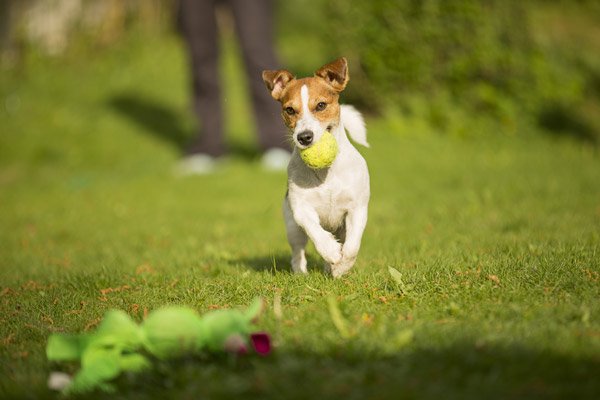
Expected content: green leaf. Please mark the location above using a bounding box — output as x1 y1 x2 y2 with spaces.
327 296 351 339
388 266 409 295
392 329 414 349
244 297 264 322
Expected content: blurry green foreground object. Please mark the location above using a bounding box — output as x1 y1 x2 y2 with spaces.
46 298 270 394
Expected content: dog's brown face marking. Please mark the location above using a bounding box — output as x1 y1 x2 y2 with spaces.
262 58 349 146
278 78 340 131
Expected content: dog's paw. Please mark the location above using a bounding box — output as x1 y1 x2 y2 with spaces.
341 248 358 264
321 242 342 264
319 240 342 265
330 260 354 278
329 253 357 278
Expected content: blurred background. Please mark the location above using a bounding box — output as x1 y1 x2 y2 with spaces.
2 3 600 397
1 0 599 154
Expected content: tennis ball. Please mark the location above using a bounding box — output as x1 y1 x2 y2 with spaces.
300 131 338 169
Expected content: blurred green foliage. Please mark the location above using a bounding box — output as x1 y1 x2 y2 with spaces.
277 0 598 139
2 0 599 140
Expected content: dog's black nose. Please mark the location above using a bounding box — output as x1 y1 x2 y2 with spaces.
297 130 313 146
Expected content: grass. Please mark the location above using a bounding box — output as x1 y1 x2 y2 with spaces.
1 31 600 400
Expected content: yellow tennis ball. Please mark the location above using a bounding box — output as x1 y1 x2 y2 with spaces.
300 131 338 169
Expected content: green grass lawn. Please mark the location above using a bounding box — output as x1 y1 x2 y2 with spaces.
1 33 599 399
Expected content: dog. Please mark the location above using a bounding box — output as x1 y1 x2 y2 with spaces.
262 58 370 277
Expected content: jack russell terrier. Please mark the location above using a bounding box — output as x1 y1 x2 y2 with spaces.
262 58 370 277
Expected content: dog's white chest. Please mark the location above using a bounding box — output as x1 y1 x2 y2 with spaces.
290 162 366 231
309 183 353 231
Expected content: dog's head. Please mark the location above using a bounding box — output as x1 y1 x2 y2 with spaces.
262 58 348 150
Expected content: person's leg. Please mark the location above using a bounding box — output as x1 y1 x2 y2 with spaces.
178 0 225 157
229 0 288 152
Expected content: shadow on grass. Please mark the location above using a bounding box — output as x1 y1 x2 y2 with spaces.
19 341 598 400
108 93 190 150
227 141 261 162
107 93 263 161
538 103 598 143
228 252 323 274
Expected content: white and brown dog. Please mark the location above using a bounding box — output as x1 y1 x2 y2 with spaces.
262 58 370 277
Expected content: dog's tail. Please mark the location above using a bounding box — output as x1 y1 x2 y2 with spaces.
340 105 369 147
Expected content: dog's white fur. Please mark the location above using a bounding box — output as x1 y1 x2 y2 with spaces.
262 58 370 277
284 89 369 277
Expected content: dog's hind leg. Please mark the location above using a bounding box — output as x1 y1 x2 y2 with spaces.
283 197 308 273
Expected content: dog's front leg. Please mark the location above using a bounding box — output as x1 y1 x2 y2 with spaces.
332 205 368 277
292 206 342 266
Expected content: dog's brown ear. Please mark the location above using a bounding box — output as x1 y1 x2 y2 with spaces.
262 69 294 101
315 57 349 92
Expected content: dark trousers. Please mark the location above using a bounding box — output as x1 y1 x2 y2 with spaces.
178 0 286 157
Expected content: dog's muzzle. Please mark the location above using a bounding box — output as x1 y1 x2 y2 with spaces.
296 130 313 146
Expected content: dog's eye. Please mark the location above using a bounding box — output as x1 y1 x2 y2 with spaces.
316 102 327 111
285 107 296 115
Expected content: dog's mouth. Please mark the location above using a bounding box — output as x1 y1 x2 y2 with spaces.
292 124 336 149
